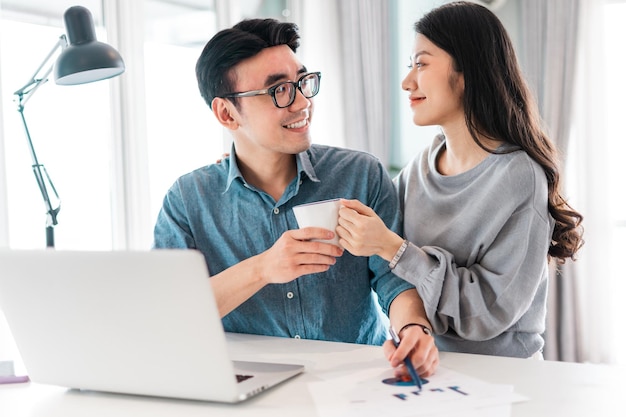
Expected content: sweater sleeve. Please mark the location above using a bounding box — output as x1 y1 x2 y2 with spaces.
393 208 551 341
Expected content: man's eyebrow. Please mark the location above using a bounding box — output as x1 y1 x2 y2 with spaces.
263 66 308 86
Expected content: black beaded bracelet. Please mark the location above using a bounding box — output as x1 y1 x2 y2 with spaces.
399 322 432 336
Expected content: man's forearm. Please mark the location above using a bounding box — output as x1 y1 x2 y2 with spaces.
210 254 267 317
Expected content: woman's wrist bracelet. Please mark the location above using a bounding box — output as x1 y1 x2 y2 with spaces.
399 322 433 336
389 240 408 269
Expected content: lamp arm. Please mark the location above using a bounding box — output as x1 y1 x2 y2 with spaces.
13 35 67 247
17 109 60 227
13 35 68 103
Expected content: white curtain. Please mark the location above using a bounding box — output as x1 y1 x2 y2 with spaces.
566 0 615 364
519 0 582 362
337 0 391 165
294 0 390 163
292 0 346 149
519 0 615 363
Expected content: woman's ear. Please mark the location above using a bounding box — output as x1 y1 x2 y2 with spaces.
211 97 239 130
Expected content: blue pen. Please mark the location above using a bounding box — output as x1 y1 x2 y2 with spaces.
389 326 422 391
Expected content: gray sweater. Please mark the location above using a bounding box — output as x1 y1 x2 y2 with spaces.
394 135 554 358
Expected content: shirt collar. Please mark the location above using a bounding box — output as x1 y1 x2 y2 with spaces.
296 149 320 184
224 144 320 194
224 143 244 193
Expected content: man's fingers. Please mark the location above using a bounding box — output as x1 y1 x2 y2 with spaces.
287 228 344 257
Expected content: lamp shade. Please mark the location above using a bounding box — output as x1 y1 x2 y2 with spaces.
54 6 125 85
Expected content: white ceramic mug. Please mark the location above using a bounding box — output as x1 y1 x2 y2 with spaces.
292 198 341 246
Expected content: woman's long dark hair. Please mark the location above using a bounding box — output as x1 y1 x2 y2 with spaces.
415 1 583 262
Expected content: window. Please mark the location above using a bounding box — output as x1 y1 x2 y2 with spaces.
0 0 292 250
143 0 222 230
0 5 115 250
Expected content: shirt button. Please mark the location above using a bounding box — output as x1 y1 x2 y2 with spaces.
273 208 280 214
294 335 301 339
286 291 294 299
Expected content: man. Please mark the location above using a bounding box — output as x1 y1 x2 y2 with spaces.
153 18 437 376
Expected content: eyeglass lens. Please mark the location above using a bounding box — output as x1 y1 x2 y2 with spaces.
274 73 320 108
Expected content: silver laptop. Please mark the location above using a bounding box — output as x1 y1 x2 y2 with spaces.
0 249 304 402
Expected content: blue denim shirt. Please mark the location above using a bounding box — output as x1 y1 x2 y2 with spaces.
153 144 414 345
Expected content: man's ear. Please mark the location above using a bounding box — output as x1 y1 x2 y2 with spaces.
211 97 239 130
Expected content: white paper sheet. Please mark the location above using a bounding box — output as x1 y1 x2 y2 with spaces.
308 366 527 417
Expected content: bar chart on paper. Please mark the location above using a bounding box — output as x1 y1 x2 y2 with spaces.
308 366 528 417
382 375 470 400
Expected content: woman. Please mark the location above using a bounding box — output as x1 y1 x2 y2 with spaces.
337 1 583 358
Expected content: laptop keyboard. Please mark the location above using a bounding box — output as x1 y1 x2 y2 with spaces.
236 374 254 383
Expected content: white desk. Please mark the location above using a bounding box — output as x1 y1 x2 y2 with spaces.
0 333 623 416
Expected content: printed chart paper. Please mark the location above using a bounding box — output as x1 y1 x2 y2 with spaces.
308 366 527 417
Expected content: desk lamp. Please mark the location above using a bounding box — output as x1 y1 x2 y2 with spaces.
12 5 125 248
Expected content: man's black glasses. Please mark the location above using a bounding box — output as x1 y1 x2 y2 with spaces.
221 72 321 108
